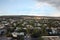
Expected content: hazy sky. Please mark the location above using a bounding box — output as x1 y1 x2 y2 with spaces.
0 0 60 16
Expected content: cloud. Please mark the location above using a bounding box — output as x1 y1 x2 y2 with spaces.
0 11 4 14
50 13 60 17
0 0 59 16
29 2 50 13
37 0 60 9
31 2 52 9
49 11 60 17
17 2 58 16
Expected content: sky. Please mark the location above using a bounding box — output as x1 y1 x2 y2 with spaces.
0 0 60 17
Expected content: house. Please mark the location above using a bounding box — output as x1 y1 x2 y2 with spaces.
12 32 24 37
0 37 12 40
0 29 7 36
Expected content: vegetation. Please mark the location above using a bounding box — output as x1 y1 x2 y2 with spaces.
1 18 60 40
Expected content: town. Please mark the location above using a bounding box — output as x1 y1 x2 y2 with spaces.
0 16 60 40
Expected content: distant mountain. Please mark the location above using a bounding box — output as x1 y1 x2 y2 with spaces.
0 15 60 19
